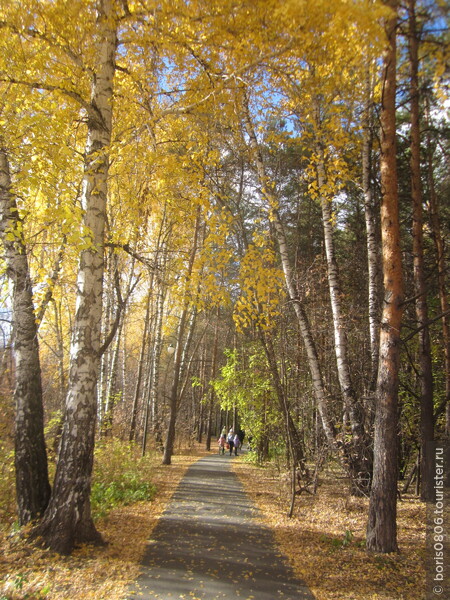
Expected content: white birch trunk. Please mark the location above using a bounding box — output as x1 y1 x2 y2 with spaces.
142 273 166 455
130 291 151 442
315 151 368 460
241 103 336 446
362 74 381 391
32 0 117 554
162 208 201 465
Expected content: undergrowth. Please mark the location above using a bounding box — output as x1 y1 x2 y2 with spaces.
90 439 157 519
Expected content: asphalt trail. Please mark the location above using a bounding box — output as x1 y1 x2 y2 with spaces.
125 453 315 600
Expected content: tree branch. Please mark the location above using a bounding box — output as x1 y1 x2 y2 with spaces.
402 309 450 343
104 242 157 270
99 271 141 357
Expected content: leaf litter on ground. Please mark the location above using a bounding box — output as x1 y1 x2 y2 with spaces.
232 458 426 600
0 449 206 600
1 448 426 600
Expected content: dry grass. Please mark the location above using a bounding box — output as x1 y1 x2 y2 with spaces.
233 458 426 600
0 447 207 600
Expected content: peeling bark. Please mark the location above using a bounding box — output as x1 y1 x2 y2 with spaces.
367 0 402 553
31 0 117 554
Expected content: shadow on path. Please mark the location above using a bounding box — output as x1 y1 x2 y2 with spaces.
125 454 315 599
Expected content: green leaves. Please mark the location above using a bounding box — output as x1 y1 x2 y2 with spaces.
91 475 156 520
90 439 157 519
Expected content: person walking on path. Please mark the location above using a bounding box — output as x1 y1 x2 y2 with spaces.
227 428 235 456
218 434 226 454
233 432 241 455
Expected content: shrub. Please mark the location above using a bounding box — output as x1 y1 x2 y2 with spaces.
90 439 157 519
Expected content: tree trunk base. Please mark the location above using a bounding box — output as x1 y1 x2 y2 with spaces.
30 510 105 555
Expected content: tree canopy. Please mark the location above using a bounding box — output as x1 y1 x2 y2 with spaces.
0 0 448 556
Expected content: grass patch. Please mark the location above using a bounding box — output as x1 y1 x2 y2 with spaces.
90 439 157 519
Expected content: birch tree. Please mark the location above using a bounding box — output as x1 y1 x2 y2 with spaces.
32 0 118 554
162 207 202 465
0 144 51 524
362 72 381 392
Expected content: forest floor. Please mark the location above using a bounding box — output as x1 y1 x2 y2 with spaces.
0 447 206 600
0 446 426 600
233 457 426 600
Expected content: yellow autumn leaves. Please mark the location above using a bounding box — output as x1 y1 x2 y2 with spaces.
234 232 285 332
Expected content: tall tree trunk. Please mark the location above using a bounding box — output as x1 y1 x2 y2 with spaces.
32 0 117 554
130 291 151 442
103 258 136 436
240 100 336 448
162 306 190 465
102 312 124 436
408 0 434 502
241 98 371 490
362 72 381 393
162 208 201 465
97 256 113 428
424 98 450 435
197 345 207 444
206 308 220 451
142 205 170 452
0 145 51 524
142 273 166 455
315 145 371 495
367 0 403 553
259 329 306 471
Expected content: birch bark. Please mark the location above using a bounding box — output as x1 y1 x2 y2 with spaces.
241 96 375 494
0 145 51 524
130 291 151 443
32 0 117 554
162 207 201 465
362 74 381 392
315 144 371 494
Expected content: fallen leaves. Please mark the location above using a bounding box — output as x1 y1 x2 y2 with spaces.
0 449 206 600
0 449 426 600
232 459 426 600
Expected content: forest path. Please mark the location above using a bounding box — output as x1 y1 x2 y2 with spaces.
125 453 315 600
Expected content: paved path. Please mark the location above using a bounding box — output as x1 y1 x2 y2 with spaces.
125 454 315 600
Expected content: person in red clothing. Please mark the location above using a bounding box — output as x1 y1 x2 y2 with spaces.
218 434 226 454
